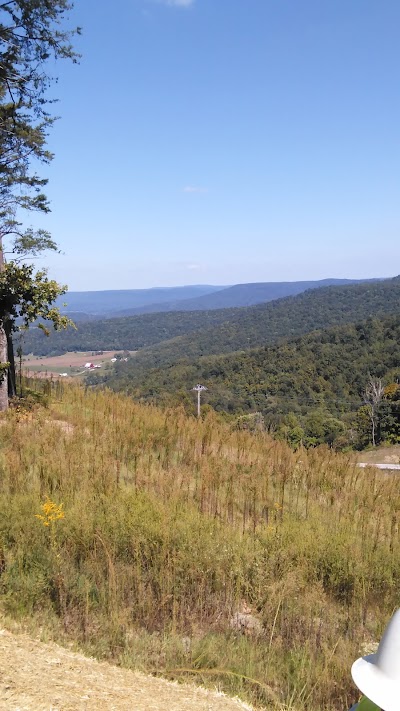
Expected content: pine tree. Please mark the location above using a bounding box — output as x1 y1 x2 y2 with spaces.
0 1 80 408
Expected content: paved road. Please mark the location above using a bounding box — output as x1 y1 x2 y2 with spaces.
357 463 400 470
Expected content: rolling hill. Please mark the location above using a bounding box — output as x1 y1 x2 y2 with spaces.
55 284 224 316
55 278 377 319
22 277 400 357
114 277 376 315
57 279 374 321
20 308 240 356
107 314 400 418
99 276 400 378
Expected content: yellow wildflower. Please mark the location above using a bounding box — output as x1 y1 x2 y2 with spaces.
35 497 65 527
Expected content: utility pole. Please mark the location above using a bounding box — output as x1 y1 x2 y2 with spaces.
192 384 207 418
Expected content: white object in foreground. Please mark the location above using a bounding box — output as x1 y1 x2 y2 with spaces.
357 463 400 470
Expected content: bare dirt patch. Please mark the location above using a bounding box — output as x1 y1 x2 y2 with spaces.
356 445 400 465
0 626 253 711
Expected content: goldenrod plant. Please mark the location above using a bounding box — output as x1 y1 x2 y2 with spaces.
35 498 65 529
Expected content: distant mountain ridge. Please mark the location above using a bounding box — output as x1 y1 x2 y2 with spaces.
56 285 225 316
115 278 378 316
57 278 379 318
23 276 399 357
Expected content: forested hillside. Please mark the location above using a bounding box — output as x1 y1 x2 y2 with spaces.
21 308 240 356
88 276 400 380
132 277 400 364
21 276 400 357
103 314 400 449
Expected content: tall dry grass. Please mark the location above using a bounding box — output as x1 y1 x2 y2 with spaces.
0 380 399 709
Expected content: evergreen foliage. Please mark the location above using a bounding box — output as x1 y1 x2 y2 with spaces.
0 0 80 405
0 0 79 241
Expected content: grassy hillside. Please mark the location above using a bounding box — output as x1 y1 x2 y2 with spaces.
21 276 400 357
0 382 399 710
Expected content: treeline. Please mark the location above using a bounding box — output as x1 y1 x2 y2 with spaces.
20 308 239 356
99 314 400 449
111 277 400 370
21 276 400 357
127 276 400 370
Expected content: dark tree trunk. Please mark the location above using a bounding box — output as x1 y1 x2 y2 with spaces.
0 324 8 411
0 239 8 411
6 322 16 399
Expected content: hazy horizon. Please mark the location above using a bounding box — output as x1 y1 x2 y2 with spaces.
61 274 393 295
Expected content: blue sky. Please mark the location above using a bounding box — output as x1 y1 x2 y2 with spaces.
31 0 400 290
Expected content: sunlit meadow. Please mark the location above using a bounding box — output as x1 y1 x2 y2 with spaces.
0 380 399 709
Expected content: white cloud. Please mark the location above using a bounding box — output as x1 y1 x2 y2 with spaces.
183 185 208 194
158 0 194 7
173 260 204 272
186 263 202 270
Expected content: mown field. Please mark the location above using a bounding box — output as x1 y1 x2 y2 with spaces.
0 381 399 710
22 351 132 378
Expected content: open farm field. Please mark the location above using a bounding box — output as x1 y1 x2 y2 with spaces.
22 351 132 378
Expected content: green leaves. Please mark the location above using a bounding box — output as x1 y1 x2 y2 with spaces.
12 230 59 257
0 1 80 402
0 261 73 332
0 0 79 245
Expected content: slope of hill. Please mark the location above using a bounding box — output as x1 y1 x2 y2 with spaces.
101 276 400 380
0 625 251 711
21 308 240 356
116 277 376 315
22 276 400 357
107 315 400 435
56 278 377 319
1 383 398 710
